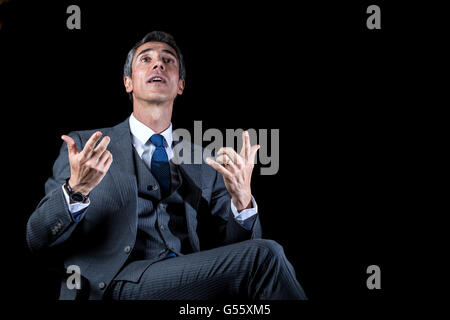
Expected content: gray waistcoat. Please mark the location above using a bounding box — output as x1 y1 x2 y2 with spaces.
129 148 193 262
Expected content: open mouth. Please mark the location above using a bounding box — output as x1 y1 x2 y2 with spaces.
147 75 167 84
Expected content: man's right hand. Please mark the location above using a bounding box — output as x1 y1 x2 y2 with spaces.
61 131 113 196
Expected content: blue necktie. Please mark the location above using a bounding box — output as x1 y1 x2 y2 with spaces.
150 134 171 196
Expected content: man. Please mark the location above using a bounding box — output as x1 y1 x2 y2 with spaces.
26 31 307 300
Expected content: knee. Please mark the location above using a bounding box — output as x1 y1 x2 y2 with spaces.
248 239 285 260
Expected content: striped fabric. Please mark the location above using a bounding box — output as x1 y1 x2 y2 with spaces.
129 147 191 262
111 239 307 300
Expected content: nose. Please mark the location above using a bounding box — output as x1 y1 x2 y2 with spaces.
152 57 165 71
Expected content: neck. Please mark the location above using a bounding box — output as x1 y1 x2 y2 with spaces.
132 99 173 133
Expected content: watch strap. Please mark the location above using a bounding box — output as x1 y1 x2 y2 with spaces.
64 179 89 203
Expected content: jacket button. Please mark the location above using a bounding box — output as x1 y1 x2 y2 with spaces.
159 203 166 210
98 282 106 290
124 246 131 253
160 225 165 231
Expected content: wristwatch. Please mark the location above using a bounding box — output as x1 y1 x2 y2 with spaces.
64 179 89 203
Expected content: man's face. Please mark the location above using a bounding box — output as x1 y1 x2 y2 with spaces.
124 41 185 104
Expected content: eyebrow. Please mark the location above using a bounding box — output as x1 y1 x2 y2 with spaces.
135 48 178 61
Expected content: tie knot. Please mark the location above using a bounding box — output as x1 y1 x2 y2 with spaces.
150 134 166 148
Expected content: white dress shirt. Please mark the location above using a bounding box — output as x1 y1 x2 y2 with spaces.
63 113 258 229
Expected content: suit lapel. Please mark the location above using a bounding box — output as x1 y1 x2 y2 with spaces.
107 118 138 232
106 121 205 251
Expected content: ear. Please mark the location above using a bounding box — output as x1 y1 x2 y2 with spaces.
124 76 133 93
177 79 185 95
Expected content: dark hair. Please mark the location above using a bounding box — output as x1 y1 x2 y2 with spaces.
123 31 186 101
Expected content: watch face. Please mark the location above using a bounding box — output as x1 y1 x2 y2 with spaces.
71 192 85 202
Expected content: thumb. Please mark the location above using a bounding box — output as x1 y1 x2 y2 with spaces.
250 144 260 163
61 135 78 156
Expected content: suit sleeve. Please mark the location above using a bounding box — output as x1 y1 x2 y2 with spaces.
209 169 262 245
26 132 87 255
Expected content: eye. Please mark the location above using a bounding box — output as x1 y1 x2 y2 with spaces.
141 57 150 62
163 57 174 64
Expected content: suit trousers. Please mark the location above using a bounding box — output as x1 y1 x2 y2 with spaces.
107 239 307 300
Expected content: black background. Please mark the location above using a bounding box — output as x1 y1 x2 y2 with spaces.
1 0 434 315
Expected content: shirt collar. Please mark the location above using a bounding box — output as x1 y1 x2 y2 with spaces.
129 113 173 148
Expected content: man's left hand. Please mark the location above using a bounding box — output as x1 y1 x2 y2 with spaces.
206 131 260 212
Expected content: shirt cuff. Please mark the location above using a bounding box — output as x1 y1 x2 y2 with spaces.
230 196 258 230
62 184 90 222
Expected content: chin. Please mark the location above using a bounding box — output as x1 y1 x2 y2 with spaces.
145 95 171 104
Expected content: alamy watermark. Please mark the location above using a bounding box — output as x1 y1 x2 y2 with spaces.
171 121 279 175
366 5 381 30
366 264 381 290
66 265 81 290
66 5 81 30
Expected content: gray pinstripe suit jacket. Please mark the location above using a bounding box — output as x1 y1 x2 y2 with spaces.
26 118 262 300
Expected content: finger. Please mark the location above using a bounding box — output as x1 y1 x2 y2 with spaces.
223 156 239 173
92 136 111 159
249 144 260 164
82 131 103 156
215 153 231 165
217 147 242 166
98 152 113 174
217 147 238 158
205 157 233 179
240 130 250 160
103 152 113 171
97 149 111 166
215 154 237 172
61 135 78 156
